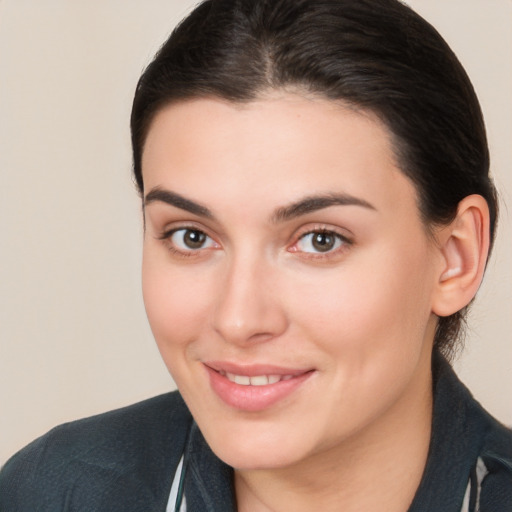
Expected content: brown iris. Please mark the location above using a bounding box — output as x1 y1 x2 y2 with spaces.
311 232 337 252
183 229 207 249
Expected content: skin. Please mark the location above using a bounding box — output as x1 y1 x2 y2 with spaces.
140 92 466 511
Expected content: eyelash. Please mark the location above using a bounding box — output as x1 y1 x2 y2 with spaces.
157 225 353 261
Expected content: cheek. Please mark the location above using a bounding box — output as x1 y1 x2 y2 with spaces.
141 251 212 357
289 243 435 356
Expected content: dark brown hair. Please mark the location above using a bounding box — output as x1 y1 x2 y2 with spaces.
131 0 498 359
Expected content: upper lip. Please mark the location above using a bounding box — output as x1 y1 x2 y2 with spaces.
204 361 313 377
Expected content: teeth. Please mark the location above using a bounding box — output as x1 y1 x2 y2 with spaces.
231 374 250 385
250 375 269 386
224 373 290 386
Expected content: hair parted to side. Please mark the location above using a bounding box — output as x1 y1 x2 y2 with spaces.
131 0 498 360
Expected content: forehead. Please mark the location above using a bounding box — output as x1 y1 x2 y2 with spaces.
141 93 419 218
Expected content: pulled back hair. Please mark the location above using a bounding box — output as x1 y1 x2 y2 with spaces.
131 0 498 360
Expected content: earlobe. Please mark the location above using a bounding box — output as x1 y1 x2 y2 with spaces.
432 195 490 317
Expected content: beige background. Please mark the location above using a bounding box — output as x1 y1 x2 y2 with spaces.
1 0 511 465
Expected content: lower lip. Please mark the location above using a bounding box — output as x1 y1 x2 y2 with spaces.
205 366 314 412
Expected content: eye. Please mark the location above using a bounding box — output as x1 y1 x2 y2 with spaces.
167 228 217 251
295 230 347 254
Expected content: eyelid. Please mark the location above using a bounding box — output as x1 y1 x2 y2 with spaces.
292 223 354 243
156 221 216 241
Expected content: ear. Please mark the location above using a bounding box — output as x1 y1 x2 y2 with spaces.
432 194 491 317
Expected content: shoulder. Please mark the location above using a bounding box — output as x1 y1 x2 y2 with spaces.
427 353 512 509
474 404 512 508
460 371 512 471
0 391 192 511
2 391 191 470
457 372 512 508
434 353 512 465
479 410 512 468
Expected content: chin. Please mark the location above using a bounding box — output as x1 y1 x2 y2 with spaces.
214 441 307 471
198 415 316 471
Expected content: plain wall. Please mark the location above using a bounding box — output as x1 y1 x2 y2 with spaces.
1 0 511 465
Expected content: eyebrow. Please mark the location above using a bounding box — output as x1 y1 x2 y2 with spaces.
144 187 375 223
272 193 376 223
144 188 214 219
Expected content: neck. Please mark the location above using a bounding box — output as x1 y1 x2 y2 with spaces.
235 354 433 512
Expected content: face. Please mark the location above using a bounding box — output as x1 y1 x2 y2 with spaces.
141 93 441 471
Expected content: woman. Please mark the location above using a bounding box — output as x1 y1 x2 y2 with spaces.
1 0 511 511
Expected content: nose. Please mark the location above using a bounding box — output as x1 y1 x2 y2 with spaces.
212 254 288 346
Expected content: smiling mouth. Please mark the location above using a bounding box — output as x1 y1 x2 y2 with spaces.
204 363 315 411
